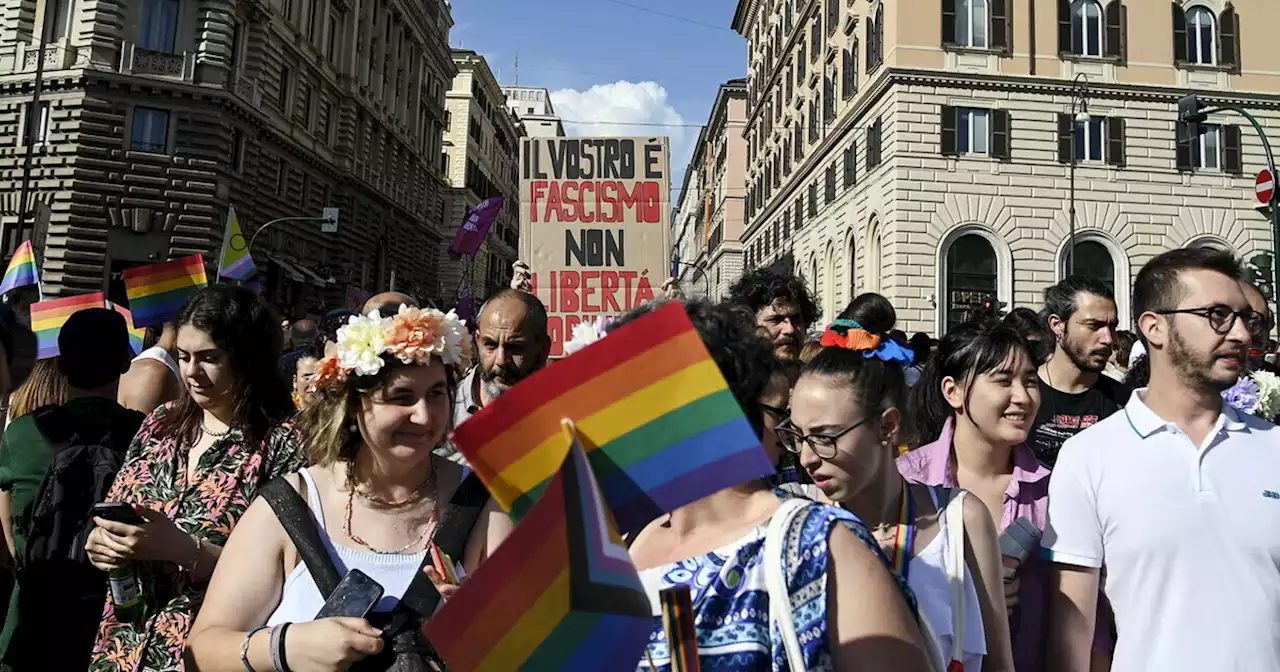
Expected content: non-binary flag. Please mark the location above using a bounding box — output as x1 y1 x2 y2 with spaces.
31 292 105 359
424 429 651 672
217 207 257 280
106 300 146 356
0 240 39 295
123 254 208 328
451 301 774 533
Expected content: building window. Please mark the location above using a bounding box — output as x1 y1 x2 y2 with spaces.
325 13 339 62
1194 123 1221 170
276 158 288 195
843 142 856 188
808 183 818 216
296 84 312 127
129 107 169 152
43 0 72 42
1178 123 1241 174
811 14 822 63
867 117 883 168
20 101 50 145
959 108 989 155
808 100 818 143
278 66 292 112
956 0 989 48
826 0 839 36
1186 6 1215 66
139 0 180 52
1074 116 1104 161
795 197 804 230
319 101 332 141
824 164 837 203
1063 239 1116 296
945 233 998 331
841 47 858 100
1070 0 1103 57
823 75 835 122
231 127 245 171
866 218 882 292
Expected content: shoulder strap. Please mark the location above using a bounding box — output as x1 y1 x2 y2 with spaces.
392 472 491 622
258 476 343 597
944 489 968 668
763 497 811 671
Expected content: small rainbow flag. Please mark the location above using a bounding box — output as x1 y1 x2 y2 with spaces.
122 254 208 328
217 206 257 280
31 292 106 359
106 300 145 356
0 240 39 295
424 431 651 672
451 301 773 533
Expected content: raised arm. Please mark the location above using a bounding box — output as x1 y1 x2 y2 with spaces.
827 525 934 672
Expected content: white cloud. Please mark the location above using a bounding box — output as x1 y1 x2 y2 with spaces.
549 81 694 194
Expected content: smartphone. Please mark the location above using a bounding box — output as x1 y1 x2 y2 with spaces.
92 502 147 526
315 569 384 620
430 546 459 586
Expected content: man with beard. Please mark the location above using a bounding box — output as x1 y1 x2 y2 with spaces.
1029 276 1126 468
440 288 550 464
1045 247 1280 672
1238 280 1280 377
726 268 818 378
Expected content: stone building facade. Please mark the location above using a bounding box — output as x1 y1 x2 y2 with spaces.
502 86 565 138
733 0 1280 335
672 78 750 300
0 0 455 313
442 49 522 305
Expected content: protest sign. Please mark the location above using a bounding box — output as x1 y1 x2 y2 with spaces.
519 137 670 356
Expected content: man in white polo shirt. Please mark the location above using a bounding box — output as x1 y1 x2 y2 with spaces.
1044 247 1280 672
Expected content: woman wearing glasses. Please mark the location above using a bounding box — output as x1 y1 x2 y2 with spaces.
786 316 1016 672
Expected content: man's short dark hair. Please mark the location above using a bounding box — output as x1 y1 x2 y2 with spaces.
479 289 548 337
1043 275 1116 322
726 268 819 326
58 308 131 390
1133 247 1242 320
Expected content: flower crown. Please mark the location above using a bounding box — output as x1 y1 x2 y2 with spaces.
563 316 618 356
820 319 915 365
310 305 468 392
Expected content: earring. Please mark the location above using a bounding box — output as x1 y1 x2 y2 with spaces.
347 422 359 435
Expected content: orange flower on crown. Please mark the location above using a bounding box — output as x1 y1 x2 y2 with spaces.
310 342 349 392
386 306 448 365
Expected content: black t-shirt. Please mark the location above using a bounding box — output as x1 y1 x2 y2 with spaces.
1030 374 1129 468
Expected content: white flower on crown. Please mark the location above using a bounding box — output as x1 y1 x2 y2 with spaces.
312 306 468 390
335 312 390 376
1253 369 1280 419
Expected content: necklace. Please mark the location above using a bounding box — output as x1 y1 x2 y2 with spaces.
202 424 232 438
343 459 439 555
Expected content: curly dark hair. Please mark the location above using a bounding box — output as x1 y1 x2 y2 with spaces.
612 298 777 438
726 268 819 328
162 285 293 447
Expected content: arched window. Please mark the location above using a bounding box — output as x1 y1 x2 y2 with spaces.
1065 240 1116 296
1188 236 1234 253
957 0 989 48
811 255 821 320
1187 6 1215 65
848 236 857 299
945 234 998 331
1070 0 1103 57
866 218 882 292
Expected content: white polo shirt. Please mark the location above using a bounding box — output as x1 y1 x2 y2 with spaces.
1044 388 1280 672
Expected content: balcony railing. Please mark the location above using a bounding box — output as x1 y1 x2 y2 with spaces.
119 42 194 82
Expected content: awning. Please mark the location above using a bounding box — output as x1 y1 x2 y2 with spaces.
293 262 330 287
265 255 305 283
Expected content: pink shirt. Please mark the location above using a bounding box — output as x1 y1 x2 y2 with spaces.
897 417 1052 672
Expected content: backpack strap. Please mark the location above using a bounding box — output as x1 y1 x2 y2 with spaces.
392 472 490 622
258 476 342 597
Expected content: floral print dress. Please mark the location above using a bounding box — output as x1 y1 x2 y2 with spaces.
89 403 304 672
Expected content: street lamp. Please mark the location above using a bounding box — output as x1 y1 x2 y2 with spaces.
1068 73 1090 277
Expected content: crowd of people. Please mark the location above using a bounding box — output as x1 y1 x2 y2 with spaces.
0 244 1266 671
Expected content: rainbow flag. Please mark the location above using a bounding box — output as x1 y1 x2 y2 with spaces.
424 432 651 671
451 301 773 533
122 254 208 328
0 240 39 295
106 300 146 356
217 206 257 280
31 292 106 359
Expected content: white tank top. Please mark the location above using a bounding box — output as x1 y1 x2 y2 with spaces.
266 468 429 624
133 346 180 382
909 487 987 670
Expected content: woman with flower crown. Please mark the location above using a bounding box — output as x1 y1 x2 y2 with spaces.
186 305 513 672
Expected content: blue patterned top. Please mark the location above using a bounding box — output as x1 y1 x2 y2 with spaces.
637 496 917 671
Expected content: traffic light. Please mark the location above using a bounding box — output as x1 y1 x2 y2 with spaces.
1248 252 1275 301
1178 94 1208 143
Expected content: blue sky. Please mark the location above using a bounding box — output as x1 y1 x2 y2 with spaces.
451 0 747 187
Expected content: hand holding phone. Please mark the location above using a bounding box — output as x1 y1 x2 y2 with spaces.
92 502 147 527
315 569 385 620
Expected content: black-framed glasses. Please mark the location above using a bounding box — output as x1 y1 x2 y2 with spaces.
1155 305 1266 335
775 417 871 459
761 403 790 425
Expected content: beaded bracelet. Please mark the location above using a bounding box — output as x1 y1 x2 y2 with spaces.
240 625 269 672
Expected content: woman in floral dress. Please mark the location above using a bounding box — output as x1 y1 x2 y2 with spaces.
85 286 303 672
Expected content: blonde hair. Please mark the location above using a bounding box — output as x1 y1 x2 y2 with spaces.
799 339 824 364
9 358 71 419
296 358 457 467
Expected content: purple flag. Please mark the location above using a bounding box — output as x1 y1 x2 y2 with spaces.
450 197 504 259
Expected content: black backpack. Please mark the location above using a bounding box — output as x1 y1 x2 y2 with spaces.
20 404 142 568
